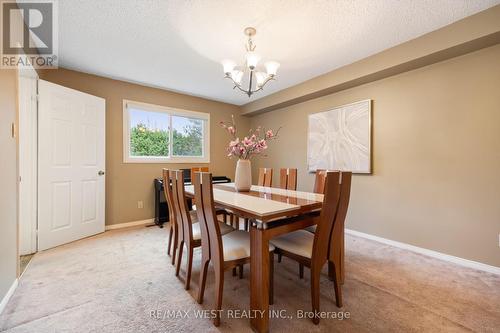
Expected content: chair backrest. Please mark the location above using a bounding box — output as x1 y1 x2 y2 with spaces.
313 169 327 194
279 168 297 190
170 170 194 243
311 171 352 265
328 171 352 262
193 172 223 262
162 169 176 225
191 167 209 183
258 167 273 187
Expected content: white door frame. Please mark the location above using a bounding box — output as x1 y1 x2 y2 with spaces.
17 64 39 255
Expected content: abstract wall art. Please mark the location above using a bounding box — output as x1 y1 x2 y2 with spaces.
307 99 372 174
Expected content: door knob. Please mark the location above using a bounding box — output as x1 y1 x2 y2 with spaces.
98 171 105 176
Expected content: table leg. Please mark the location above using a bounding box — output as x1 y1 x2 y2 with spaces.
250 221 270 333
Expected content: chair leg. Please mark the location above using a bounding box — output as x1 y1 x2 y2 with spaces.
167 224 173 256
175 241 184 277
310 265 321 325
244 218 249 231
330 260 343 308
214 266 224 327
197 255 210 304
185 245 194 290
340 231 345 285
277 253 282 263
299 263 304 279
269 252 274 305
232 267 237 276
171 227 178 266
223 212 227 224
238 264 244 279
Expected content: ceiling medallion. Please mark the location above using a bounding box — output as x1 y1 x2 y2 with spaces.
221 27 280 97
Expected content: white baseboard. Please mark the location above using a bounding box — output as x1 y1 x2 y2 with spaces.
105 219 154 231
0 279 18 315
345 228 500 275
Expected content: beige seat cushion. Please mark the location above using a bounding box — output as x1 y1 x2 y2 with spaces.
222 231 275 261
270 230 314 259
191 220 234 241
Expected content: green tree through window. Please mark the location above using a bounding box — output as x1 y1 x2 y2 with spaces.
173 118 203 156
130 123 169 156
130 118 204 157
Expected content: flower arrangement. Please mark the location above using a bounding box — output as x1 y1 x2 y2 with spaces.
220 115 280 160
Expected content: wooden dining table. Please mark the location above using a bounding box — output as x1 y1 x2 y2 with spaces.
184 182 324 333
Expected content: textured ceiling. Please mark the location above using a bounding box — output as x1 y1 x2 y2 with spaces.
58 0 500 105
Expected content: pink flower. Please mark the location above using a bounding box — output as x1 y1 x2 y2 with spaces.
221 115 278 159
229 138 239 147
242 136 253 146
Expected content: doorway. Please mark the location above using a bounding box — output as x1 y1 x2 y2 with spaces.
17 74 107 276
17 65 38 275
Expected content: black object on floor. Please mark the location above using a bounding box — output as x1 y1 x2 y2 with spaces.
154 169 231 228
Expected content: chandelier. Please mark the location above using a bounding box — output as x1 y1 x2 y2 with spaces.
221 27 280 97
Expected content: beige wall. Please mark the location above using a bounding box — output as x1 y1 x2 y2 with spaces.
0 69 19 300
249 44 500 267
39 69 247 226
242 5 500 115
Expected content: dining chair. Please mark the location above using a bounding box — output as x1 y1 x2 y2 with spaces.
279 168 297 190
170 170 234 290
193 171 275 327
163 169 180 266
270 171 352 325
313 169 327 194
258 167 273 187
305 169 350 285
276 168 323 263
190 167 209 183
192 167 233 226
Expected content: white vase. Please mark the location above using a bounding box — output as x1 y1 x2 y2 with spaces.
234 159 252 192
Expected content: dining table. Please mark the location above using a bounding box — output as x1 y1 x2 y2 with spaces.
184 182 324 333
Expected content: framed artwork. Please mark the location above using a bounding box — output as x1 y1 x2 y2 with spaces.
307 99 372 174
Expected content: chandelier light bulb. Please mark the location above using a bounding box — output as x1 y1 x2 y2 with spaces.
245 51 260 70
255 72 267 87
231 70 244 84
265 61 280 76
221 59 236 75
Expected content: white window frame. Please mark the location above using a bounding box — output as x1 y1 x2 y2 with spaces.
123 100 210 163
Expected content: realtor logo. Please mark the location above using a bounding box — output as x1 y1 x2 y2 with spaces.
1 0 58 68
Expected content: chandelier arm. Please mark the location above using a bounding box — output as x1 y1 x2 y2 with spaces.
259 76 275 90
234 84 249 94
250 76 274 94
224 75 244 91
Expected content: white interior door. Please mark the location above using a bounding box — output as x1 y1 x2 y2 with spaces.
18 67 38 255
38 80 105 251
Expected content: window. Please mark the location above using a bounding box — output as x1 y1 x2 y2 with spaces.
123 100 210 163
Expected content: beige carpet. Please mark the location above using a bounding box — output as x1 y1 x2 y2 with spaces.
1 225 499 333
